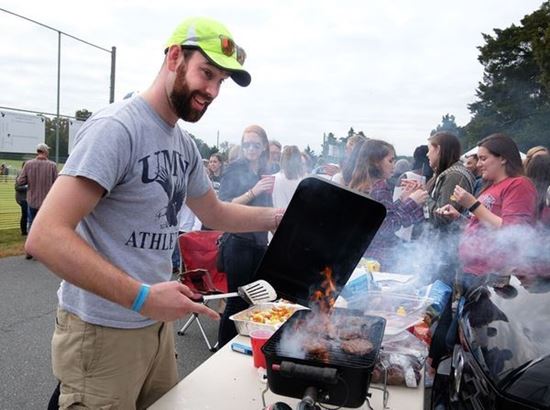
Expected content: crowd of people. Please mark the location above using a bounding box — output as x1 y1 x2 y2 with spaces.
174 127 550 357
13 15 549 409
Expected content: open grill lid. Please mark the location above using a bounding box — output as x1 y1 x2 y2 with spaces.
253 176 386 307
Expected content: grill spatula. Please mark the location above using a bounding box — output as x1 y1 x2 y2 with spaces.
192 280 277 305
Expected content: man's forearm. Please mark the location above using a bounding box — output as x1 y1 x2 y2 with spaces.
26 223 141 310
205 201 278 233
188 190 280 233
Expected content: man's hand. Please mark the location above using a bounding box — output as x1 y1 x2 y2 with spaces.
140 281 220 322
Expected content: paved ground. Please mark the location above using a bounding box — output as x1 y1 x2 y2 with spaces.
0 255 220 409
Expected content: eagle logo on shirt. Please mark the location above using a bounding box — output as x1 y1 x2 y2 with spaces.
138 149 190 229
154 166 186 227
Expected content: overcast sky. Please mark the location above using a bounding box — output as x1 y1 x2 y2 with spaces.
0 0 544 155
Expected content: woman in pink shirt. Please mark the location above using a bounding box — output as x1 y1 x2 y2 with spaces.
429 134 537 370
437 134 537 285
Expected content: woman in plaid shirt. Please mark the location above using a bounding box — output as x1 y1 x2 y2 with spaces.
350 139 428 271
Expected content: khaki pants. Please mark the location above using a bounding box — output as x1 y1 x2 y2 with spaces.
52 308 178 409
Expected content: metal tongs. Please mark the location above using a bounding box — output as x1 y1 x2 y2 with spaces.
195 280 277 305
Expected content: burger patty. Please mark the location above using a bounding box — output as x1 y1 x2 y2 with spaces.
341 338 374 356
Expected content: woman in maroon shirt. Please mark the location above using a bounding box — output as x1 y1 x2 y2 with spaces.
437 134 537 284
429 134 537 370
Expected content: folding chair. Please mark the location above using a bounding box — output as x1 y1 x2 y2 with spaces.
177 231 227 352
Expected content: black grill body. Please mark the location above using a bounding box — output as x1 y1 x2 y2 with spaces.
262 308 386 408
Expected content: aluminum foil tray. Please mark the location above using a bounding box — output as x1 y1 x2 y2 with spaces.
229 302 308 336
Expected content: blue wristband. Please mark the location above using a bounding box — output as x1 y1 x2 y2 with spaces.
131 284 151 312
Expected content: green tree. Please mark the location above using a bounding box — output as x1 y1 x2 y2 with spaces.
304 145 318 163
189 134 218 158
431 113 463 137
45 117 69 159
464 2 550 150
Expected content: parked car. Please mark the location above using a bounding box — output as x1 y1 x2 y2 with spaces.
432 273 550 410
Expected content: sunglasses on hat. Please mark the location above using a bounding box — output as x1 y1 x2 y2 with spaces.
219 35 247 65
177 35 246 66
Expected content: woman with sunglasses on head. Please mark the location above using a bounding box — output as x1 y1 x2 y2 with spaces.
217 124 275 347
349 139 428 271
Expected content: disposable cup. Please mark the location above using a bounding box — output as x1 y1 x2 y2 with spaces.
250 329 274 368
261 175 276 194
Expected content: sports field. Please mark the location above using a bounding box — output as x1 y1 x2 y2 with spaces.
0 175 21 230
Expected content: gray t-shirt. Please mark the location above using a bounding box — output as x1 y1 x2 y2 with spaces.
58 96 211 328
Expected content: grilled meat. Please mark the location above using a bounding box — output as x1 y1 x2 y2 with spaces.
341 338 374 356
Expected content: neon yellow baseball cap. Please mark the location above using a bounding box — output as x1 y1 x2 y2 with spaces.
165 17 251 87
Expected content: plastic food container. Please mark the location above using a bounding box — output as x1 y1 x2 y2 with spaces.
229 302 308 336
346 291 433 335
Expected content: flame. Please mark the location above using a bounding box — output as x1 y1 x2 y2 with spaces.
310 266 337 314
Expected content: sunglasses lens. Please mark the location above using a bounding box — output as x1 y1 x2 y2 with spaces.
236 46 246 65
220 36 234 57
243 142 261 150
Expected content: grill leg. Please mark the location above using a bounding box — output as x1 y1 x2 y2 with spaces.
177 313 197 335
177 312 218 352
195 316 218 352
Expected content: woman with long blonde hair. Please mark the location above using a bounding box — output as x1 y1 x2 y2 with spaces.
349 139 428 270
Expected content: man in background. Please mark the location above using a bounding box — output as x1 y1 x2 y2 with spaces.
17 143 58 257
464 153 483 195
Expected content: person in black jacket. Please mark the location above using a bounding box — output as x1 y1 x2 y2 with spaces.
217 124 274 346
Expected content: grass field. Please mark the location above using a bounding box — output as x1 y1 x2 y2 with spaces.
0 228 25 257
1 159 25 172
0 177 21 231
0 157 63 233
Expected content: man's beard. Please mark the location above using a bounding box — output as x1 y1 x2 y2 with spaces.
169 63 211 123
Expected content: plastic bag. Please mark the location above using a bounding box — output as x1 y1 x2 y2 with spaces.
340 269 379 299
371 331 429 388
347 291 433 335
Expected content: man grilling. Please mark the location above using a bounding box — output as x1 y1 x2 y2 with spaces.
27 17 282 409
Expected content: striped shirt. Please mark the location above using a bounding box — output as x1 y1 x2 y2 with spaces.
364 179 424 270
16 157 58 209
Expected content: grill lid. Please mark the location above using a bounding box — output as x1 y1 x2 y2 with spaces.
253 176 386 307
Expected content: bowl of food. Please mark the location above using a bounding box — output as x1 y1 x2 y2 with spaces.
230 302 308 336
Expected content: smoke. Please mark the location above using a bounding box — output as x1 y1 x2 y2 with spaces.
277 222 550 361
382 223 550 286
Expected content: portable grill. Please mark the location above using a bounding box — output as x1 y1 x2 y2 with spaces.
250 177 388 408
263 309 386 408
